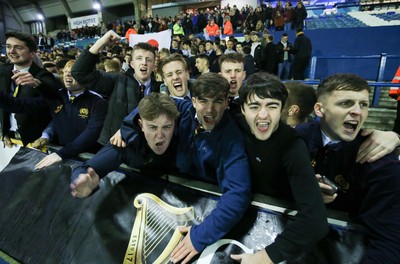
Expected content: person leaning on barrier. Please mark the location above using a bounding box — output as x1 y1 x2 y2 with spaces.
230 73 328 264
33 60 107 170
0 31 59 148
118 73 252 264
296 74 400 262
71 30 161 146
70 93 179 198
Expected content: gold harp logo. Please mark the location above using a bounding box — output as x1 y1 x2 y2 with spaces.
124 193 194 264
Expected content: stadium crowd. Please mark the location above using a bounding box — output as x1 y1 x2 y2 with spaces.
1 1 400 263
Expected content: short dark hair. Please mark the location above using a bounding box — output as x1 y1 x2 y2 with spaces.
138 93 179 121
285 82 316 121
317 73 371 100
219 53 244 67
196 54 210 67
5 31 38 52
132 42 156 58
242 45 251 55
239 72 288 109
192 72 230 99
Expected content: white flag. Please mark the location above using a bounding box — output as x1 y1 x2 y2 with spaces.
128 29 172 51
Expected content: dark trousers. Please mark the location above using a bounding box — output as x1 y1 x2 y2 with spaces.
293 56 310 80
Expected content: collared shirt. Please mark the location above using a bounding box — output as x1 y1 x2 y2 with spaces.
135 78 152 96
321 130 340 146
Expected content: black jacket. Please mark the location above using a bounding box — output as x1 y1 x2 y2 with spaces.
0 62 59 145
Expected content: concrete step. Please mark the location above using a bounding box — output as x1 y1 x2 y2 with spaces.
364 107 396 131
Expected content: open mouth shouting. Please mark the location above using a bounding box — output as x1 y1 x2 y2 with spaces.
173 82 183 91
343 120 359 133
256 120 270 132
64 78 74 86
140 66 148 75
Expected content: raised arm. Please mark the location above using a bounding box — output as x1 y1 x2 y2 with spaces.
71 30 121 96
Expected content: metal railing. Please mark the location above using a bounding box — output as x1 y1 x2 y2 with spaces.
308 53 400 106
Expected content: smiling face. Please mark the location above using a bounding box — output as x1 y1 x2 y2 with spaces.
220 61 246 97
192 96 228 131
63 65 84 94
139 114 175 155
162 61 190 97
130 48 155 83
6 37 35 68
315 90 369 142
241 93 282 141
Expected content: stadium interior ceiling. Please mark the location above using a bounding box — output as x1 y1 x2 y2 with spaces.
1 0 221 23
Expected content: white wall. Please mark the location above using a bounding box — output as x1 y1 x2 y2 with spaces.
220 0 258 10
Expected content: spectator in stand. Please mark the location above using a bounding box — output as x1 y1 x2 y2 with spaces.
204 17 220 37
281 82 316 127
33 60 107 170
242 30 252 47
170 38 182 55
262 35 276 74
231 72 328 264
197 10 208 35
292 28 312 80
292 1 308 30
250 31 264 72
223 16 234 35
70 92 180 198
224 39 237 54
195 54 210 76
296 74 400 262
242 45 255 77
284 2 293 31
125 25 137 44
264 2 274 29
198 42 206 54
274 11 285 31
235 42 244 54
276 32 292 80
71 30 161 146
158 54 192 99
0 32 59 148
245 9 257 31
255 20 264 33
192 10 200 34
104 59 121 73
184 13 193 35
120 73 252 264
159 48 170 61
219 53 247 115
173 18 185 36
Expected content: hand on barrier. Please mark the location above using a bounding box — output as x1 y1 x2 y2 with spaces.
231 249 272 264
70 167 100 198
170 226 198 264
34 153 62 170
32 137 49 149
